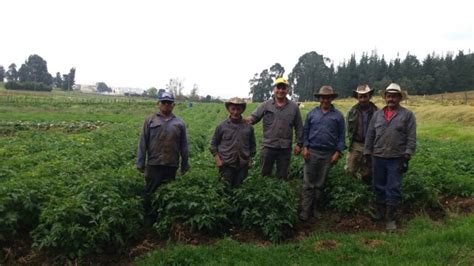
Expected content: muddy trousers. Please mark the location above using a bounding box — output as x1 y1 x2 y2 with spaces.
300 149 333 217
346 141 372 184
143 165 178 221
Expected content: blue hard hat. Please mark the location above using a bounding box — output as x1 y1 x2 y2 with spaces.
158 92 175 102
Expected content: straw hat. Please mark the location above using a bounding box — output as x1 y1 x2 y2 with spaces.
380 83 408 101
313 85 338 98
352 84 374 98
224 97 247 111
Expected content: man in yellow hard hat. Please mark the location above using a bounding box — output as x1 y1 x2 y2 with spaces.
245 77 303 180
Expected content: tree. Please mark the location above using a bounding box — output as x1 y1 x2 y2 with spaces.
166 78 185 100
67 68 76 90
289 52 332 101
6 63 18 82
249 63 285 102
17 54 53 85
189 84 199 101
147 87 157 98
0 65 4 82
54 72 62 88
96 82 111 93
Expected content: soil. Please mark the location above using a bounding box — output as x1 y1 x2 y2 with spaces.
2 196 473 265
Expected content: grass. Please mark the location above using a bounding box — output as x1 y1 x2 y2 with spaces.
136 215 474 265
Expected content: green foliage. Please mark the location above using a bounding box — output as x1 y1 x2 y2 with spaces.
249 63 285 102
152 174 231 237
5 81 52 91
0 178 60 241
232 176 298 242
31 179 143 258
17 54 53 85
322 165 373 213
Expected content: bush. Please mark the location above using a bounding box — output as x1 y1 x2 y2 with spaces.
323 166 373 212
0 178 60 242
5 81 52 92
152 173 231 237
233 176 298 242
31 179 143 258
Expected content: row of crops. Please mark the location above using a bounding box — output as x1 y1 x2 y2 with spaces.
1 99 473 261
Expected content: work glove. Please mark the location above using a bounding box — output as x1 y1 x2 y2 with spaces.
398 154 410 173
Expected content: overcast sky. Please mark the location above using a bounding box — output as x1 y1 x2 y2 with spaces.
2 0 472 98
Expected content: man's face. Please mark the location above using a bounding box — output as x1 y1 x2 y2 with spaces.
385 92 401 108
319 95 333 109
228 104 244 120
159 100 175 114
273 84 288 99
357 93 370 106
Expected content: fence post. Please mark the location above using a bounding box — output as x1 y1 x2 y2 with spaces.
464 91 468 105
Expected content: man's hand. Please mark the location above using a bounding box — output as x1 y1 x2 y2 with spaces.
181 165 190 175
243 117 253 125
330 151 341 165
248 159 253 168
293 145 302 156
303 147 310 161
137 166 145 173
215 154 223 167
404 154 411 161
363 154 371 164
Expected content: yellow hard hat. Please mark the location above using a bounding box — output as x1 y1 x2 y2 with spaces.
274 77 289 86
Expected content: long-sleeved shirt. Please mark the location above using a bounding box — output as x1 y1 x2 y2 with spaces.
346 102 378 148
136 112 189 170
210 117 256 167
250 97 303 149
303 105 346 152
364 106 416 158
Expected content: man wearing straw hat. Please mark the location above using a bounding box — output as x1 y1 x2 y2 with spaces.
346 84 378 184
210 97 256 188
299 85 346 221
364 83 416 230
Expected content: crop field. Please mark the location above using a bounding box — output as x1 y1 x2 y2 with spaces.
0 87 473 264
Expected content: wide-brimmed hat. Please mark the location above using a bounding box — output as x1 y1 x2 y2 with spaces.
380 83 408 101
225 97 247 111
314 85 338 98
352 84 374 98
273 77 289 87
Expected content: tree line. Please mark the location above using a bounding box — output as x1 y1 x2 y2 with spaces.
0 54 75 91
249 50 474 102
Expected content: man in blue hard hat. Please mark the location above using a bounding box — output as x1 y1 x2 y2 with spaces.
136 92 190 223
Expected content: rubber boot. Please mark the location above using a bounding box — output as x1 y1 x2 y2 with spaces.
371 203 385 221
386 205 397 231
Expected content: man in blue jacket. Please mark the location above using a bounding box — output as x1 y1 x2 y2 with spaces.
364 83 416 230
300 85 345 221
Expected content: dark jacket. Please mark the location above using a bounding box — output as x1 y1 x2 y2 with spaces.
136 112 189 170
303 105 346 152
364 106 416 158
250 97 303 149
210 117 256 167
347 102 378 148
